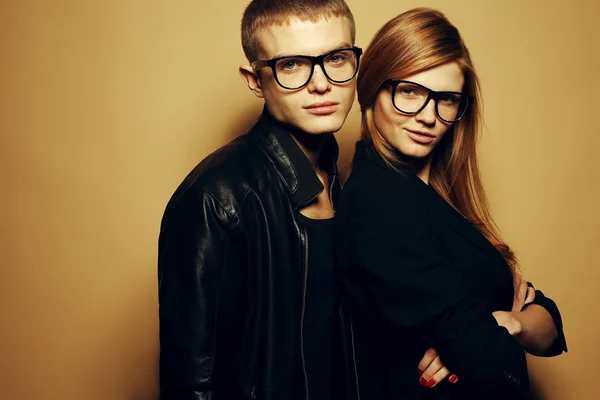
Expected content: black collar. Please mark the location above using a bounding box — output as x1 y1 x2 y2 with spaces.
250 107 339 210
354 140 423 175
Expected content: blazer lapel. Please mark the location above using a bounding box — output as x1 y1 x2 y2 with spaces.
424 184 509 268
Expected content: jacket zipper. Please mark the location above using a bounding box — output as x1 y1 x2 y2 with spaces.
329 174 336 209
349 317 361 399
300 227 310 400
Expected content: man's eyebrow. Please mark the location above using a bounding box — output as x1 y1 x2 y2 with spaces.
270 42 353 59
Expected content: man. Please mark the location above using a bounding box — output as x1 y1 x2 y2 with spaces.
158 1 361 398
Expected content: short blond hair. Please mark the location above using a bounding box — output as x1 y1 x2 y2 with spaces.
241 0 355 62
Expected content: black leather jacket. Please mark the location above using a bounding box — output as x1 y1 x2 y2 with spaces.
158 109 359 400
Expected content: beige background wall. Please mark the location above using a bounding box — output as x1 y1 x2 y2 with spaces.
1 0 598 399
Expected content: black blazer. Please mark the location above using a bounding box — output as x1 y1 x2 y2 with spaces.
335 142 565 400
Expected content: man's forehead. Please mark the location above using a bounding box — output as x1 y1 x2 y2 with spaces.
255 15 353 60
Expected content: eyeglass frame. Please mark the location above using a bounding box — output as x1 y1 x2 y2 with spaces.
384 79 475 123
251 46 363 90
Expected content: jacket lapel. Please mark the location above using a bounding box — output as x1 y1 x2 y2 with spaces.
424 185 508 268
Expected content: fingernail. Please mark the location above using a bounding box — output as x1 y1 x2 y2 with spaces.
426 378 436 388
417 368 423 375
419 377 427 386
449 375 458 384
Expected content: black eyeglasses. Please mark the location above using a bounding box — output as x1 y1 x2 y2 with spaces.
384 79 474 123
252 46 363 90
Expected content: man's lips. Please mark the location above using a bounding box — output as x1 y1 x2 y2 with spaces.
304 101 339 115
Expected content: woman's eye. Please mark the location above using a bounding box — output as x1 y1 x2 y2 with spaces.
440 94 459 104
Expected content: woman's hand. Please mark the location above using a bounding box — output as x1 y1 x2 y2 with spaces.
512 276 536 312
494 276 558 354
491 310 523 336
417 347 459 388
492 276 536 336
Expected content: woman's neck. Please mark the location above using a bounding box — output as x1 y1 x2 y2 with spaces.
416 158 433 184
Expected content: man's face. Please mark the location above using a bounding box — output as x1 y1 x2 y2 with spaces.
252 16 356 135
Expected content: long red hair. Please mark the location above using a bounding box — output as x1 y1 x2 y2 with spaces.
356 8 517 270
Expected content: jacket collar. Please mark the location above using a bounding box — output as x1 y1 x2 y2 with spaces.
250 107 339 210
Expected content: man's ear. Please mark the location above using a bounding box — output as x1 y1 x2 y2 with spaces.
239 65 264 98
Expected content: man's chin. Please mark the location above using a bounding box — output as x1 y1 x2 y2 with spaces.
299 118 344 135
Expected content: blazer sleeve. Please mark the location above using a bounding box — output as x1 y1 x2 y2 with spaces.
337 180 528 389
522 283 568 356
158 188 236 399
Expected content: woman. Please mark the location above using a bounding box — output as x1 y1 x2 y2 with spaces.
335 8 567 399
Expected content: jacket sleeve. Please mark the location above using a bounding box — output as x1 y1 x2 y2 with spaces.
337 182 528 389
521 283 568 356
158 188 236 399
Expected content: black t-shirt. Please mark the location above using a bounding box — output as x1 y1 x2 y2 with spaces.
296 212 335 400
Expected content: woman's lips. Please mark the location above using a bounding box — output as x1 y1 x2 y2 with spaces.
304 102 339 115
406 129 435 144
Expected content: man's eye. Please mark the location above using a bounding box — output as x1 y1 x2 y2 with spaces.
328 54 346 63
281 61 297 70
277 57 310 72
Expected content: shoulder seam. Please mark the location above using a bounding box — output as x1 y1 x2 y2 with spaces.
194 188 240 227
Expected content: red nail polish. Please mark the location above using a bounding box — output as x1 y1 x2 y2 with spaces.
419 377 427 386
449 375 458 384
426 378 436 388
417 368 423 375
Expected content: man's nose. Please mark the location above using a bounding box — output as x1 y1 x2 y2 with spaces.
307 64 331 93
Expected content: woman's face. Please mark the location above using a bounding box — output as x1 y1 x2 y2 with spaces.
372 62 465 161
